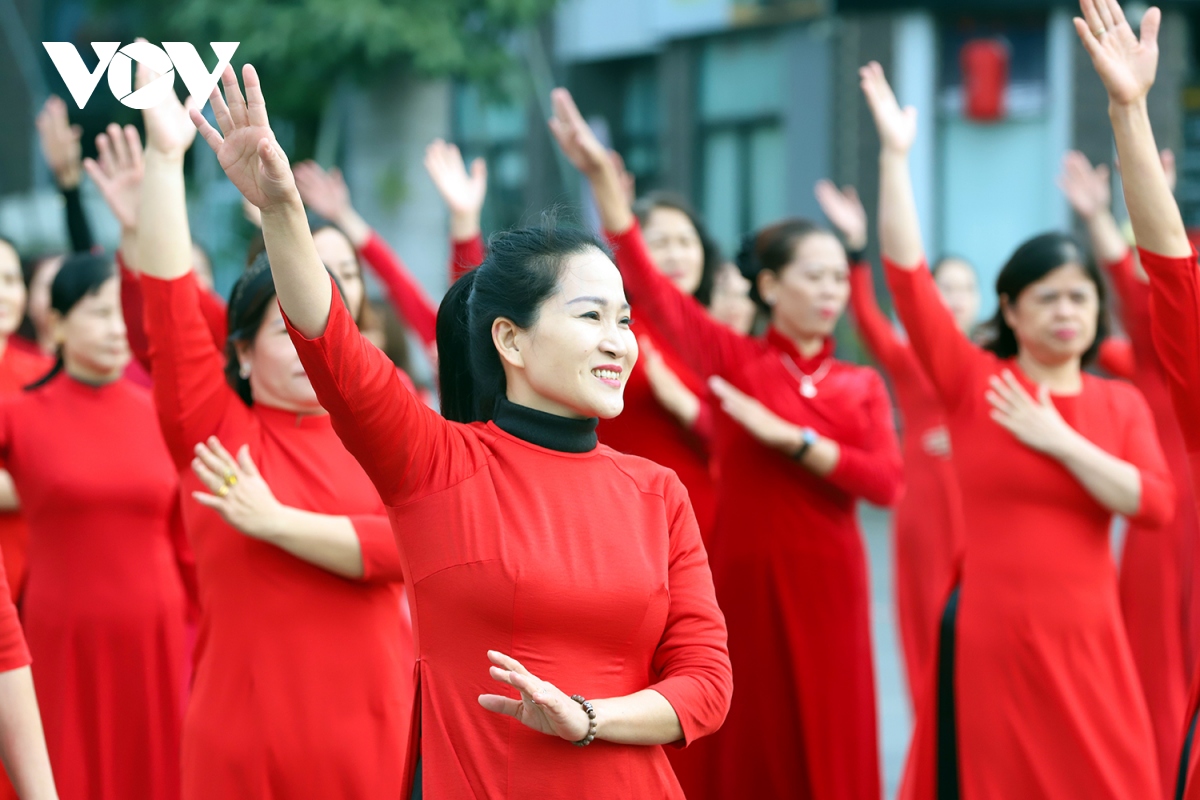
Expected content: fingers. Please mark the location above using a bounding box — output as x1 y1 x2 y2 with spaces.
107 123 130 171
208 82 234 137
236 445 260 477
478 694 523 717
487 650 533 677
1095 0 1116 31
194 440 236 482
124 124 144 172
1073 17 1105 59
1105 0 1128 28
470 157 487 186
220 65 248 128
191 491 224 510
550 87 586 129
257 138 290 181
190 107 224 151
190 455 225 494
95 131 115 176
242 64 270 128
1140 6 1162 48
206 437 239 473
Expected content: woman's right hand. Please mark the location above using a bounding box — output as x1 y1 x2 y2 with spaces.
815 180 868 252
83 124 144 233
548 88 611 178
1074 0 1160 107
860 61 917 156
189 64 298 211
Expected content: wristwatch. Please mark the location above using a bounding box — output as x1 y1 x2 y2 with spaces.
791 427 819 462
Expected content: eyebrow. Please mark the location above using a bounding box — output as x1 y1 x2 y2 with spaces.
566 296 631 311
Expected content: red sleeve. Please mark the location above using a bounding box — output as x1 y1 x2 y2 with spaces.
1139 247 1200 451
357 231 439 356
1116 383 1175 527
647 473 732 746
848 261 908 373
0 409 31 672
1097 339 1136 381
450 234 485 284
198 288 228 352
284 279 483 506
141 274 244 470
347 515 404 583
118 254 152 373
884 258 985 412
825 370 904 507
690 402 715 446
608 221 757 380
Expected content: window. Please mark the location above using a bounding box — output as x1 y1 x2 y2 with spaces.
452 84 530 233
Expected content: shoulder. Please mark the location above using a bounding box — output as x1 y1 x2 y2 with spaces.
1084 373 1150 414
831 359 892 396
5 347 52 383
594 445 690 504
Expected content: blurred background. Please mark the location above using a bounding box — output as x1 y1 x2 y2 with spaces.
1 1 1197 792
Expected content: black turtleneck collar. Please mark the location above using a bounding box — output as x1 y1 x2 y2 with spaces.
492 397 598 454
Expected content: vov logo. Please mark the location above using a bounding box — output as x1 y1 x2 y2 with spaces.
42 41 239 110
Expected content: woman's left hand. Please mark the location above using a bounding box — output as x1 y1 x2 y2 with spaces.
191 437 284 540
709 376 801 454
986 370 1077 457
478 651 592 743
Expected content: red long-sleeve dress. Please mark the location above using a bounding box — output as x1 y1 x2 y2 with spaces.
140 272 414 799
0 344 52 602
848 261 964 705
284 278 733 799
886 258 1170 800
1101 250 1194 796
1133 247 1200 800
0 373 188 800
606 222 902 800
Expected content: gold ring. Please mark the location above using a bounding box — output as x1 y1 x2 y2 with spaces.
1095 27 1107 37
216 484 229 498
223 472 238 487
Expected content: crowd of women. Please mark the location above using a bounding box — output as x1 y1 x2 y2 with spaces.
0 0 1197 797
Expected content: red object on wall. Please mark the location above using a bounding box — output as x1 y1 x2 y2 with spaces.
961 38 1009 122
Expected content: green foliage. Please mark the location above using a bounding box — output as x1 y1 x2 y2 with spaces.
89 0 558 121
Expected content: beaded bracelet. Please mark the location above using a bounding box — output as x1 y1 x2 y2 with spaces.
570 695 598 747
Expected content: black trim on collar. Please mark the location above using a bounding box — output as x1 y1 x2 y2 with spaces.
492 397 598 453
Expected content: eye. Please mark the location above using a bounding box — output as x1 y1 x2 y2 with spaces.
620 316 633 327
581 311 601 321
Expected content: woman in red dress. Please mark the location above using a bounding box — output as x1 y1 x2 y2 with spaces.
863 59 1170 799
816 180 977 708
136 76 413 799
550 89 902 800
1068 1 1200 795
191 64 732 799
1058 148 1193 796
423 140 721 538
1 254 189 800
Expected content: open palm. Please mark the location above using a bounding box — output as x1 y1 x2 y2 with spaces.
424 139 487 216
1074 0 1160 105
548 88 610 176
860 62 917 155
190 64 297 211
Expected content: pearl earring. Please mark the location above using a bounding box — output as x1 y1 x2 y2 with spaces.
239 362 251 379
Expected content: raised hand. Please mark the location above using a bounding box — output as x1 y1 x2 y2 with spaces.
815 180 868 251
189 64 297 211
478 651 592 742
424 140 487 218
608 150 636 207
860 62 917 156
548 88 611 178
1058 151 1112 220
83 124 144 232
138 61 197 159
293 161 353 222
1074 0 1161 106
35 95 83 189
190 437 284 540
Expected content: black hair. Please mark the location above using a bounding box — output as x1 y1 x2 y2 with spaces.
225 251 348 405
26 252 115 390
734 218 833 313
436 220 610 423
633 191 721 306
16 252 63 345
979 232 1108 364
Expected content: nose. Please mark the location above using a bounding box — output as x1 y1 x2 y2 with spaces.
599 320 631 361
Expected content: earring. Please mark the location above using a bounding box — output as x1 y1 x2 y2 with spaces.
239 362 251 379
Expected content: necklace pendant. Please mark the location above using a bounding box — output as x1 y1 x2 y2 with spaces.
800 377 818 398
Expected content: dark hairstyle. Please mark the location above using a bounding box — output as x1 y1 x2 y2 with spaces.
734 218 833 312
633 192 721 306
225 251 348 405
16 252 63 345
245 231 266 267
26 252 115 390
979 232 1108 364
436 221 610 423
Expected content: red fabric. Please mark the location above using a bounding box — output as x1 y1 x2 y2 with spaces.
1102 250 1194 796
284 281 732 799
0 344 53 601
886 259 1169 800
450 234 485 283
607 221 901 800
1136 247 1200 799
0 374 186 800
1098 337 1137 381
357 231 438 359
118 252 228 374
140 273 413 799
848 262 965 706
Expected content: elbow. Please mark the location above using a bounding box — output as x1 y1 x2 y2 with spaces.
1130 478 1175 529
866 468 905 508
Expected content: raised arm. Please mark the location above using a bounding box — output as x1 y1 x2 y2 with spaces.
292 160 440 356
36 95 92 254
1058 151 1129 268
547 88 753 379
424 139 487 283
863 62 982 408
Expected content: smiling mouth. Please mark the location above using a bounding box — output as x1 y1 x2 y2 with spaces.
592 367 622 385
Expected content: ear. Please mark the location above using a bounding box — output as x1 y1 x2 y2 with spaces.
49 309 66 347
491 317 525 369
233 339 253 373
757 270 778 307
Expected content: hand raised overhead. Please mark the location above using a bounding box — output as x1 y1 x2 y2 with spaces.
1074 0 1161 106
189 64 297 211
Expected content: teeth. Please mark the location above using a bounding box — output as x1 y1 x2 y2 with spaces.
593 369 620 381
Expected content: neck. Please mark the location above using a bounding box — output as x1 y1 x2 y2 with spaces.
63 361 123 387
772 317 827 360
505 385 589 421
1016 350 1082 393
38 333 55 357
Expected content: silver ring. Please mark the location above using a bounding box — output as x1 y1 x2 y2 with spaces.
1095 27 1108 38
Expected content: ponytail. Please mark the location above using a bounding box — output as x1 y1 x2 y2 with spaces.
436 269 479 423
